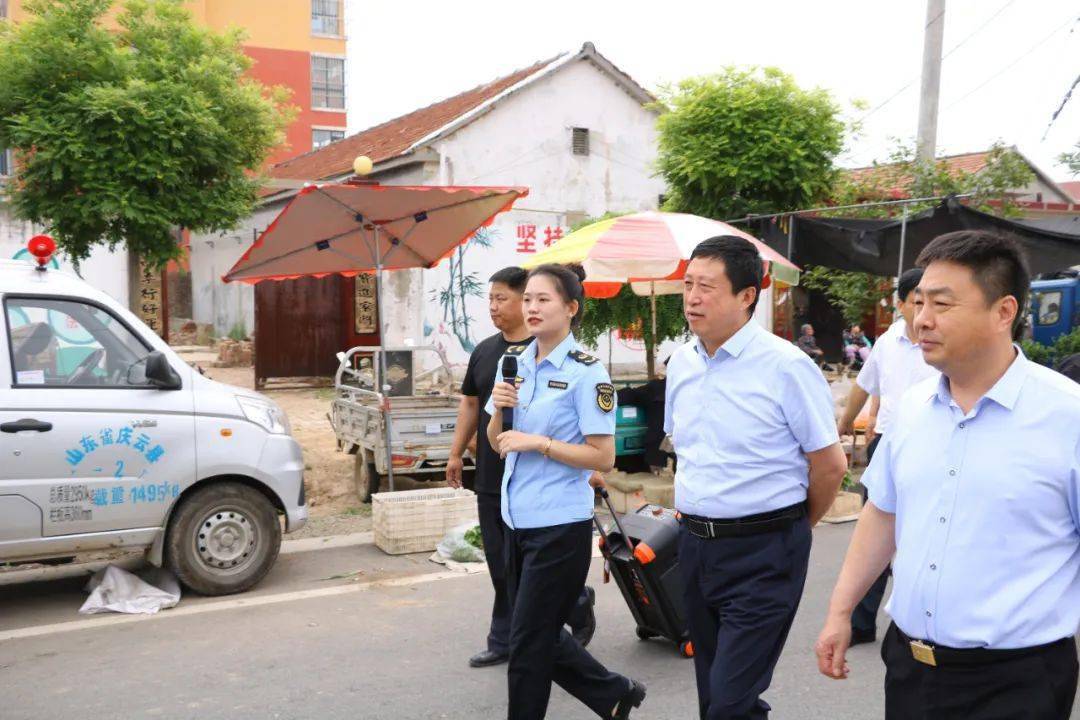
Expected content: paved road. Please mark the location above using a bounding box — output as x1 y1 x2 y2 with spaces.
1 523 1075 719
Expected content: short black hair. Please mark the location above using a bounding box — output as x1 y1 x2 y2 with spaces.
896 268 924 302
916 230 1030 338
527 263 587 328
689 235 763 315
489 266 527 293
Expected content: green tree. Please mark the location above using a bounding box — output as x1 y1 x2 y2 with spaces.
1060 141 1080 177
656 67 846 220
567 214 687 379
833 141 1036 218
800 266 890 326
0 0 295 267
805 142 1038 327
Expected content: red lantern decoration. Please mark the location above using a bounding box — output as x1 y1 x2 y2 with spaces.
27 235 56 268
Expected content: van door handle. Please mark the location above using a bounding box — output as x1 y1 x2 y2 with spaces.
1 419 53 433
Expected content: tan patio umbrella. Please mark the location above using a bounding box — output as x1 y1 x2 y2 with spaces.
224 171 528 491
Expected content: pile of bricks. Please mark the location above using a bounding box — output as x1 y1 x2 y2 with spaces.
215 339 253 367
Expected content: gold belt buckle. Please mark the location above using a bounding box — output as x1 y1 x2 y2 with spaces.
909 640 937 667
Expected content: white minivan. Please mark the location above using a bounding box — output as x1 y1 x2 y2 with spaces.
0 253 307 595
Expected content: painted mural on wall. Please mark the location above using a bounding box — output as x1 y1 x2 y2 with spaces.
429 225 496 353
423 211 568 367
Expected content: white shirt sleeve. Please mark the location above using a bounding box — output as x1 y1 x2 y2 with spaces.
856 343 882 395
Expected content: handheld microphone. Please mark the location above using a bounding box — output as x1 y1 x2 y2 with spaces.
501 355 517 431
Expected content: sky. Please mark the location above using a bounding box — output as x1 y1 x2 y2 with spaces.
344 0 1079 183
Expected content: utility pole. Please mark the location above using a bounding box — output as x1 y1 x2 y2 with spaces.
916 0 946 164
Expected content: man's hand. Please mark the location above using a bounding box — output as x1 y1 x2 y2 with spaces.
837 416 854 437
446 454 464 489
815 611 853 680
588 472 606 489
865 414 877 439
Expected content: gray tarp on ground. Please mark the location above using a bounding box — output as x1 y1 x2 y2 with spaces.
755 197 1080 276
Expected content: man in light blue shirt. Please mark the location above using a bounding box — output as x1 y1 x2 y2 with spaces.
816 230 1080 719
667 235 847 720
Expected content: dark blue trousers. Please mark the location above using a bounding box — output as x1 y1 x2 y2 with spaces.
479 493 595 656
505 520 627 720
678 517 812 720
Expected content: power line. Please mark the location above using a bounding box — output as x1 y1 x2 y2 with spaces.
943 13 1078 111
859 0 1018 122
1043 73 1080 140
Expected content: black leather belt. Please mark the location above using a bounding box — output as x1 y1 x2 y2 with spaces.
682 502 806 539
894 624 1068 668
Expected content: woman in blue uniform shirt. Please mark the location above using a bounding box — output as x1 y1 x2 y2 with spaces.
485 264 646 720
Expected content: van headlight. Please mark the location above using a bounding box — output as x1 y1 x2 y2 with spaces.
237 396 291 435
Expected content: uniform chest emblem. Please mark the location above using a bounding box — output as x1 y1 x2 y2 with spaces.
548 380 568 390
596 383 615 413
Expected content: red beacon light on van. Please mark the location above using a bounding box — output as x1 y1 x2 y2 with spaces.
27 235 56 271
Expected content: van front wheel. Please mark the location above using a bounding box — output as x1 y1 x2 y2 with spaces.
165 482 281 596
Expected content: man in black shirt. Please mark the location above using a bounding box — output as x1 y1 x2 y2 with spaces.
447 267 597 669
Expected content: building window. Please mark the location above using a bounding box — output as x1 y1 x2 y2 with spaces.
0 149 13 177
0 0 7 19
311 56 345 110
313 128 345 149
311 0 341 36
572 127 590 156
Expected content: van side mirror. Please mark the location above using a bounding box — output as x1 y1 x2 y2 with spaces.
146 351 181 390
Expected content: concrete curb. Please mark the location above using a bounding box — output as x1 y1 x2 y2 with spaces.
0 531 377 586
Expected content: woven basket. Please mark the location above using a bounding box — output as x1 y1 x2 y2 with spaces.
372 487 478 555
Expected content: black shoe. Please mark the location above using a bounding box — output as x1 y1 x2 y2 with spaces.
468 649 508 668
850 627 876 646
571 586 597 647
613 679 647 719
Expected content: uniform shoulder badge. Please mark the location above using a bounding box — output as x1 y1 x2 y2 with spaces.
504 344 529 356
569 350 598 366
595 383 615 413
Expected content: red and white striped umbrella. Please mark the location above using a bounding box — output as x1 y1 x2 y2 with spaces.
522 211 800 297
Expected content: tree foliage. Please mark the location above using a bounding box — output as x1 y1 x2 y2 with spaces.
0 0 295 267
568 214 687 378
805 142 1039 326
833 142 1036 218
800 266 889 326
1060 141 1080 177
1021 327 1080 368
655 67 846 220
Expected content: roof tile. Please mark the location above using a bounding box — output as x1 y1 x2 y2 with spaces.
267 55 563 183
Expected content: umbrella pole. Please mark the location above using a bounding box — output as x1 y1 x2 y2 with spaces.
650 282 658 379
373 226 397 493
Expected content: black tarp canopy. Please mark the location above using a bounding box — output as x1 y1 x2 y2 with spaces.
754 197 1080 276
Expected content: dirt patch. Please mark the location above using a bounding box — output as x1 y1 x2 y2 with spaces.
197 366 451 520
199 366 358 516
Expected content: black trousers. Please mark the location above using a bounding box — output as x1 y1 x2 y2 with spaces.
853 433 890 634
478 492 594 655
678 517 812 720
478 492 513 655
882 623 1078 719
505 520 627 720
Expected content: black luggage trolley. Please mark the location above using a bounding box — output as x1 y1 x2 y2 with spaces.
594 488 693 658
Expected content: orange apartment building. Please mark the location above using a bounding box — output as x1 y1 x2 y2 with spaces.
1 0 348 167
